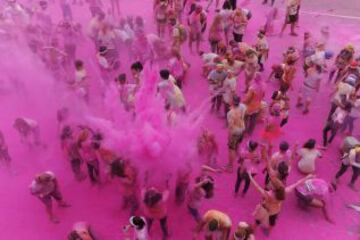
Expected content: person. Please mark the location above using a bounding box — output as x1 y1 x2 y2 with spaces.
123 216 149 240
219 1 233 44
296 64 322 114
30 171 70 223
72 60 89 100
208 64 228 114
295 178 333 223
175 166 191 205
188 5 206 54
155 0 169 38
131 61 144 85
302 32 315 59
332 145 360 191
79 134 101 185
111 159 139 215
173 0 184 22
170 20 188 55
271 89 290 127
280 0 300 37
323 103 352 147
13 117 42 147
296 139 322 174
115 73 138 111
68 222 97 240
341 61 360 90
243 49 259 92
142 186 170 239
341 95 360 135
187 176 215 222
264 7 278 36
198 129 219 167
250 173 313 234
0 131 11 167
243 75 265 135
200 51 220 77
327 77 356 121
222 70 237 117
280 58 297 92
208 14 223 53
268 63 285 83
341 136 360 156
168 50 189 88
261 104 283 148
303 43 327 74
195 209 232 240
158 69 186 112
65 128 87 181
255 30 269 72
328 45 355 83
233 221 255 240
232 9 248 43
234 141 263 197
265 141 293 186
227 96 247 172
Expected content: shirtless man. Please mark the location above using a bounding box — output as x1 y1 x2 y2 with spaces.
194 209 232 240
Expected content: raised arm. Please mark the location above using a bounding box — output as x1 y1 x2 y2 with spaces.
248 173 266 196
286 174 314 193
201 165 221 173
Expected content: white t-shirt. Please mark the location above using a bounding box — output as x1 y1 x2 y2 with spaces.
222 77 237 104
202 53 219 65
297 148 321 174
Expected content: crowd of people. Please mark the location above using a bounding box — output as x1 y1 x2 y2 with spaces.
0 0 360 239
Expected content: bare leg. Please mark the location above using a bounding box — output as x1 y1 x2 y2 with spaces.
43 198 59 223
280 22 287 37
290 23 297 36
196 39 200 54
303 99 311 114
310 199 333 223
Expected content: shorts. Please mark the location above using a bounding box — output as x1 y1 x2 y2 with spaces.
287 14 298 23
295 188 313 205
228 132 243 150
157 18 167 24
269 214 278 226
39 189 63 208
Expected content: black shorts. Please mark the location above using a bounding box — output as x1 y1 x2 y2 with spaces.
295 188 313 205
39 189 63 207
269 214 278 226
287 14 298 23
228 133 243 150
